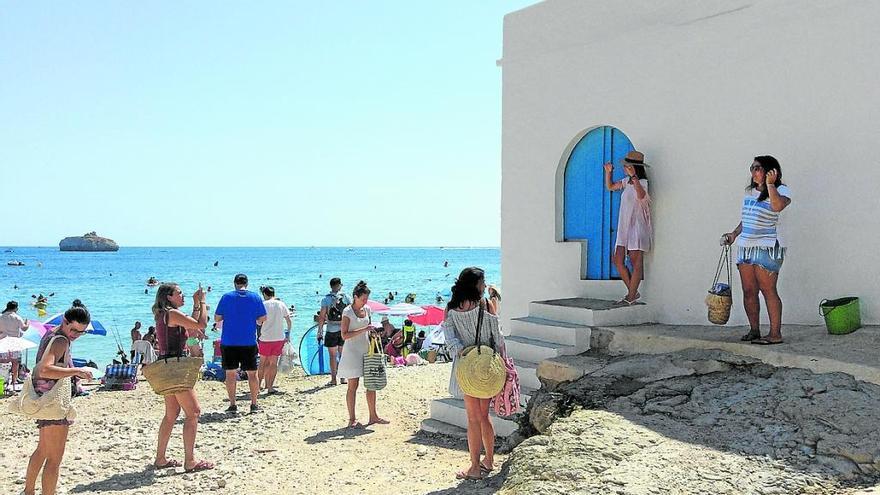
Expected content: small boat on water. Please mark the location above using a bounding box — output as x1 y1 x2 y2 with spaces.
7 260 24 266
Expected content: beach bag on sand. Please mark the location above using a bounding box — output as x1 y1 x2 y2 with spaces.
455 302 506 399
278 342 298 374
8 375 77 421
143 356 203 395
706 244 733 325
363 336 387 391
491 355 521 417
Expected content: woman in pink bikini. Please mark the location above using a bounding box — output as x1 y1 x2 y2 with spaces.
604 150 653 304
24 303 94 495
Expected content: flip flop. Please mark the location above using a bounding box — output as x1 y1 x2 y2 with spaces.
455 470 484 480
184 460 214 473
367 418 390 425
751 338 784 345
348 421 364 429
740 330 761 341
479 462 494 474
152 459 182 469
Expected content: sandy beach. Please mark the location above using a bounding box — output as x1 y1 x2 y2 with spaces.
0 363 506 495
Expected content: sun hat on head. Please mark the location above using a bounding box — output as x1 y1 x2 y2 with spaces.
621 150 650 167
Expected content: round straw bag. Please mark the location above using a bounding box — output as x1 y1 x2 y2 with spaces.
455 303 506 399
706 245 733 325
143 356 204 395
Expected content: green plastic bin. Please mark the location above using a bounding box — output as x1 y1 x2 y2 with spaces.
820 297 861 335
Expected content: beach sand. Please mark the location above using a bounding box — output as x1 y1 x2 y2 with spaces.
0 363 506 494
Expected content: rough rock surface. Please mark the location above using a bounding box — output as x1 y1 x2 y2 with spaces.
501 349 880 494
59 231 119 251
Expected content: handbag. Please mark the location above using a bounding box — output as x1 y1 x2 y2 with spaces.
8 374 77 421
363 336 387 391
491 355 521 416
142 313 203 395
455 301 506 399
706 244 734 325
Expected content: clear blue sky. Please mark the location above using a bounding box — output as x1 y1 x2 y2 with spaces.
1 1 533 247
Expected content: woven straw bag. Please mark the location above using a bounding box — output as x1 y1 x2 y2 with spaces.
143 356 203 395
8 375 77 421
706 244 733 325
363 336 387 391
455 303 506 399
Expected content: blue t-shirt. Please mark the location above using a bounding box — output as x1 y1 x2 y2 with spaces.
215 290 267 346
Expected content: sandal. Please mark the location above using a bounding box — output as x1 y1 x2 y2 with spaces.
751 338 784 345
348 420 364 429
740 329 761 341
184 460 215 473
367 417 390 425
455 470 484 481
479 462 494 474
153 459 182 469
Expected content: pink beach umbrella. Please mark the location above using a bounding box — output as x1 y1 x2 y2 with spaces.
22 320 52 345
365 300 390 312
408 305 446 326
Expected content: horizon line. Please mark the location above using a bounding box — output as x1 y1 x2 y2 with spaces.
3 245 501 249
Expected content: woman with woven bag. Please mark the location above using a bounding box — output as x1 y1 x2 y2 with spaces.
721 156 792 345
23 304 93 495
337 281 389 428
151 283 213 473
443 267 508 480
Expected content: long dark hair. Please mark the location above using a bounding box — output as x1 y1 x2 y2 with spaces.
748 155 783 202
446 267 485 311
3 300 18 314
64 304 91 326
631 164 648 180
352 280 371 298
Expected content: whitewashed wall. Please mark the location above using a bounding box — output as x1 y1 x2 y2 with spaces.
500 0 880 327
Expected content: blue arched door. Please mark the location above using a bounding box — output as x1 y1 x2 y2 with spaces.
563 126 634 279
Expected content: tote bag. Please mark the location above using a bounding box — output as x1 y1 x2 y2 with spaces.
8 375 77 421
363 336 387 391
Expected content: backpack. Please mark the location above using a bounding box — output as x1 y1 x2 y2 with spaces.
326 292 348 322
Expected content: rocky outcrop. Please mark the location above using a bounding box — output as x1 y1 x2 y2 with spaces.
501 349 880 494
59 232 119 252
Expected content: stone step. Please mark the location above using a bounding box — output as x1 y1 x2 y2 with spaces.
528 298 653 327
506 335 578 363
521 385 538 404
420 418 468 440
509 316 591 348
429 397 519 437
514 359 541 391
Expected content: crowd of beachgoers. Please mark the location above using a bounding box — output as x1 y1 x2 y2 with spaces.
1 266 507 495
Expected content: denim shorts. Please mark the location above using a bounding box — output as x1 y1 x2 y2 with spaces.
737 246 784 273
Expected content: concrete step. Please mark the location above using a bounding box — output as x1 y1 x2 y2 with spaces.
429 397 519 437
514 359 541 391
509 316 591 348
506 335 578 363
420 418 468 440
528 298 653 327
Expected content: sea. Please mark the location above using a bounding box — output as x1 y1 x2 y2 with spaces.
1 247 500 370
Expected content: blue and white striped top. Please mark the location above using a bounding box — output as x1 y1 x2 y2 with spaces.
737 185 791 255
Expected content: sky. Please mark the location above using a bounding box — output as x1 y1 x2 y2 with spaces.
0 1 534 247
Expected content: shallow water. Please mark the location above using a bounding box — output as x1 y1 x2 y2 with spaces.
0 246 499 369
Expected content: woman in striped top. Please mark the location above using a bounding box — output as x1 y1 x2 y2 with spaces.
722 156 792 345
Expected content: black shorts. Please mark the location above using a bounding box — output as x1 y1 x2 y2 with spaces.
323 331 344 348
221 345 258 371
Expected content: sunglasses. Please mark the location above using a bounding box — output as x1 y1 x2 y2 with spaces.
749 165 764 172
70 328 87 335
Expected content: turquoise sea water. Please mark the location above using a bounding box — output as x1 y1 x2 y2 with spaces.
1 247 499 369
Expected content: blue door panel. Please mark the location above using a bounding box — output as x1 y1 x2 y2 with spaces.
563 126 633 280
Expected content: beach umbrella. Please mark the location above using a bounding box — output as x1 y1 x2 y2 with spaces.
408 305 445 326
43 313 108 336
365 300 390 312
22 320 52 344
0 337 38 353
374 303 426 317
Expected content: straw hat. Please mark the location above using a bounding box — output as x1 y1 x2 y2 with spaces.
621 150 650 167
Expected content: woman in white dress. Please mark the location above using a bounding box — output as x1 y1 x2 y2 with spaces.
337 281 388 428
443 267 506 480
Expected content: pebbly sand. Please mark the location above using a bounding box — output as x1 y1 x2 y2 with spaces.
0 363 505 495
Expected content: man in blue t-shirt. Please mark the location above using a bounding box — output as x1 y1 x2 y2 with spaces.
214 273 267 413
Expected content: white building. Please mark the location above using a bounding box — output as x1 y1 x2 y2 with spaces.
499 0 880 327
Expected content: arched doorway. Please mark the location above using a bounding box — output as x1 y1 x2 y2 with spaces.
562 126 634 279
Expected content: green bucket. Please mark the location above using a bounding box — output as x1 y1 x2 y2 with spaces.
820 297 861 335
